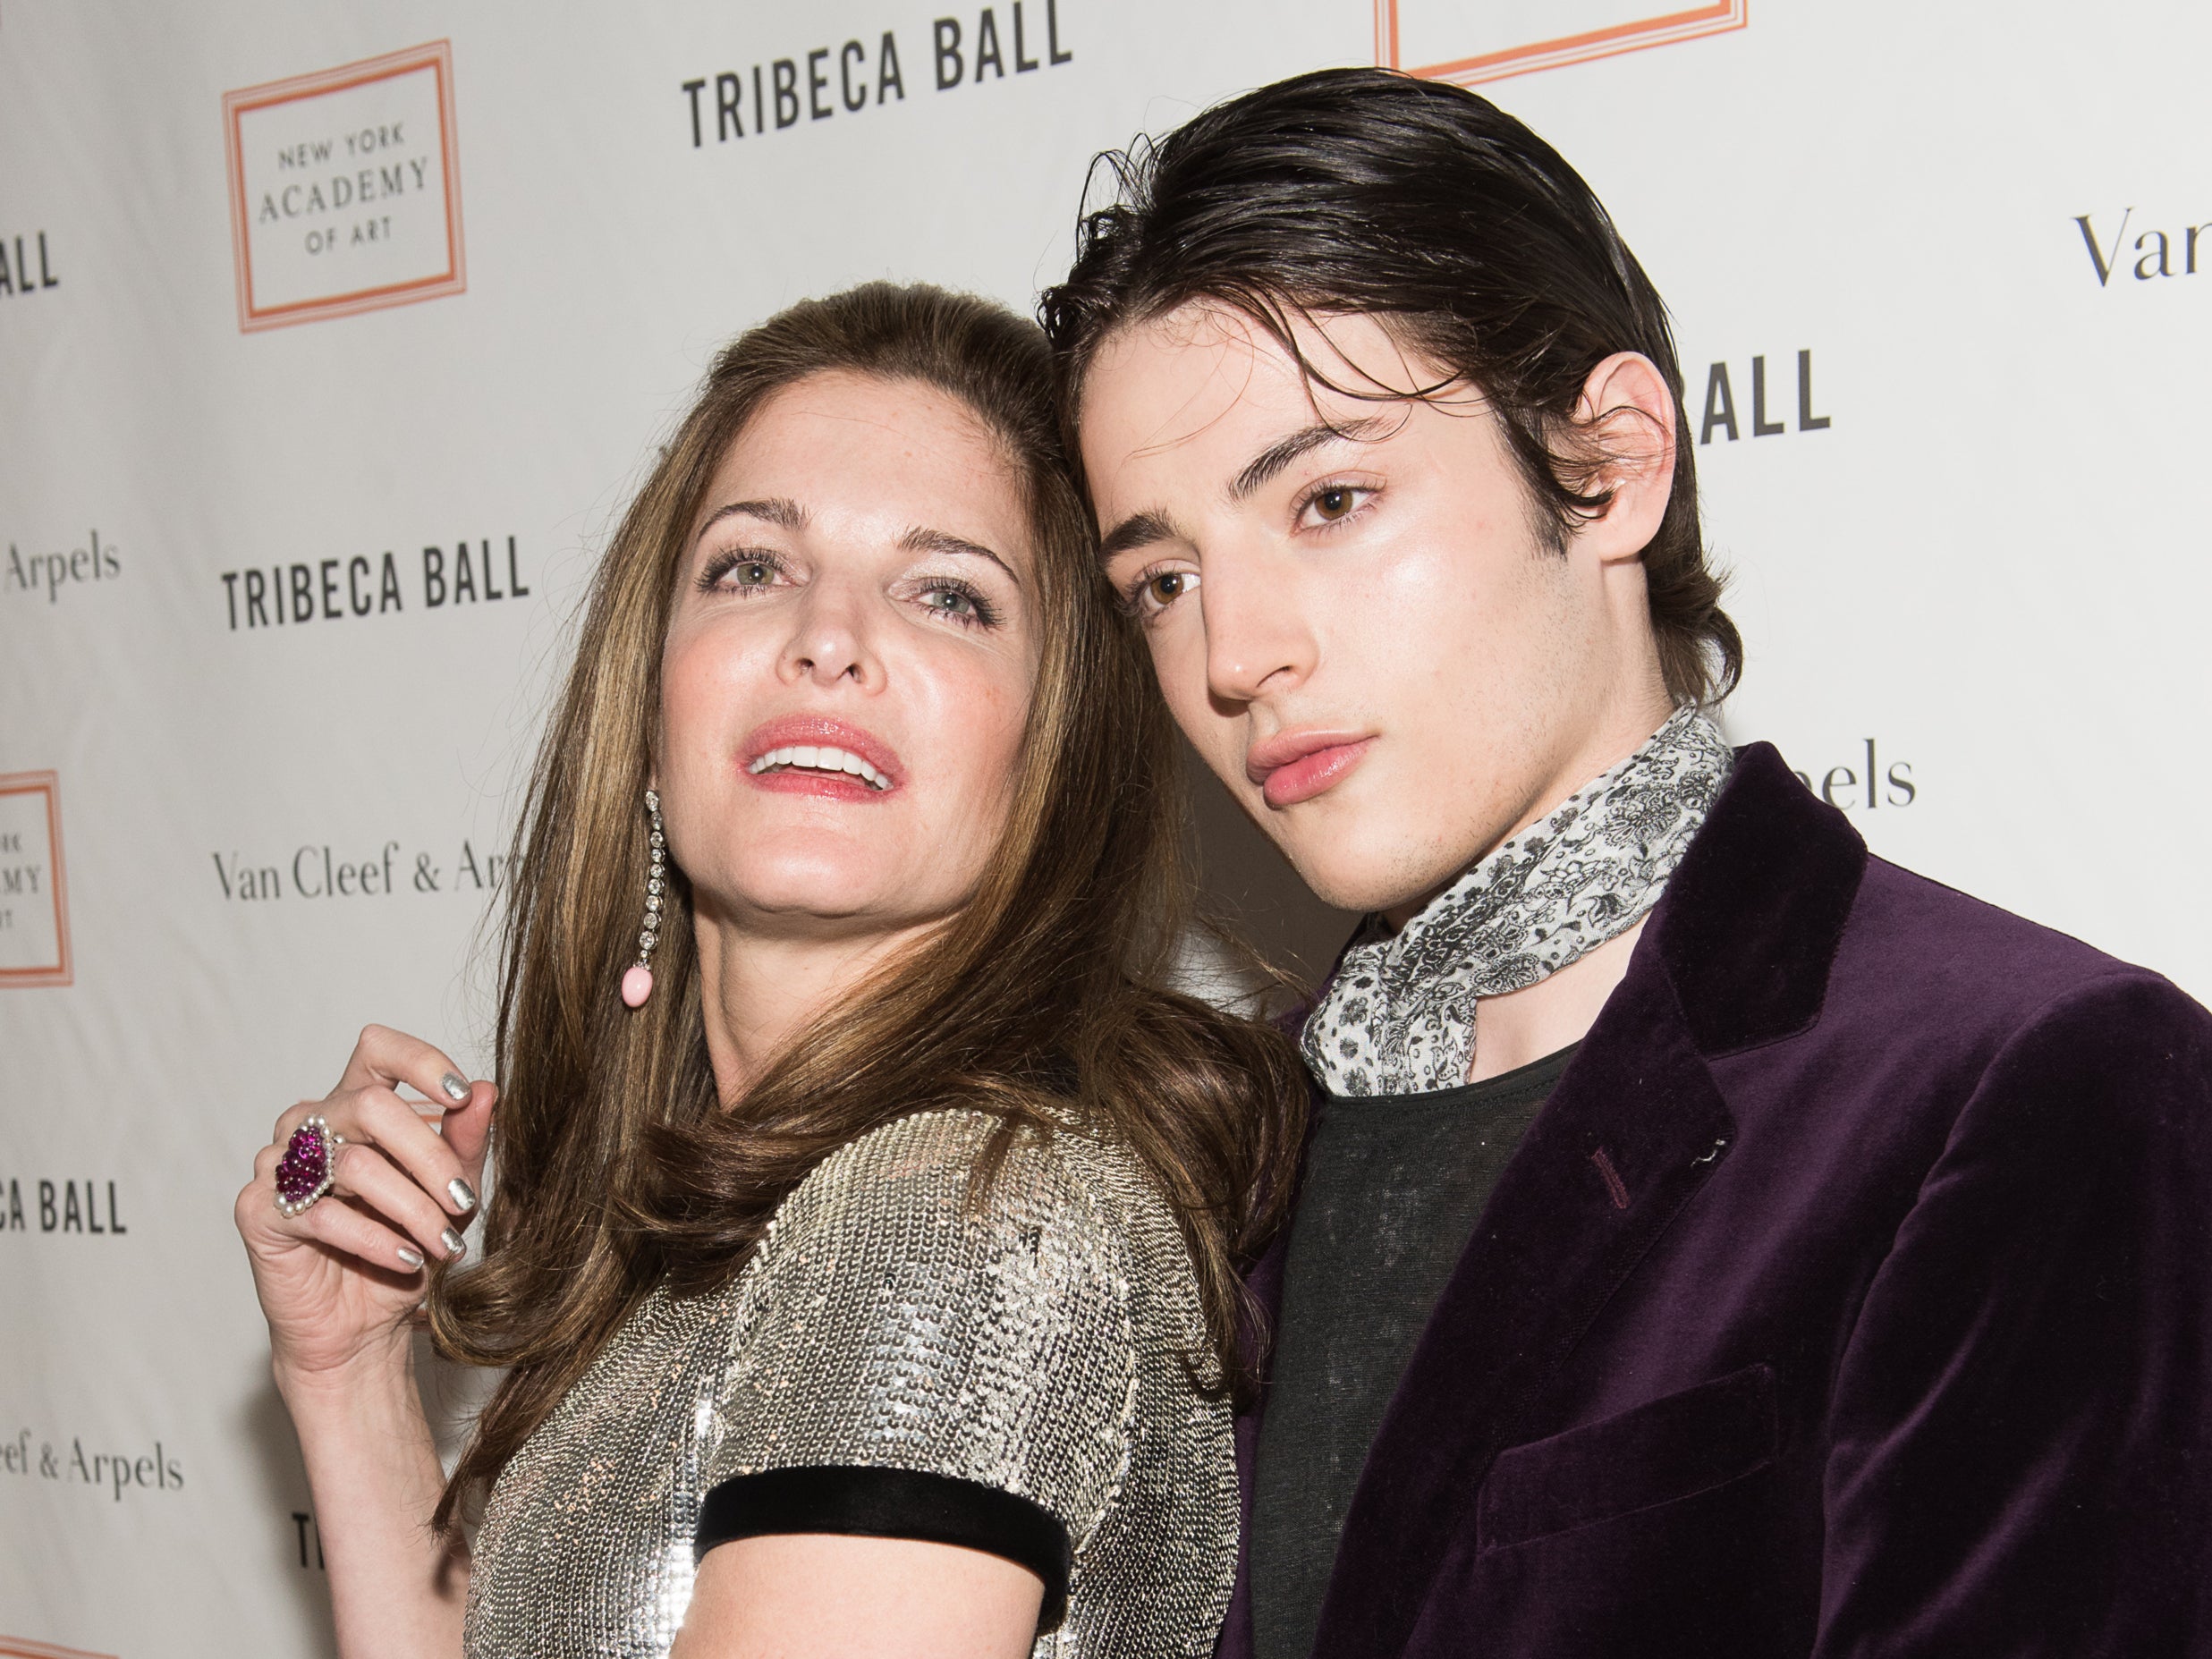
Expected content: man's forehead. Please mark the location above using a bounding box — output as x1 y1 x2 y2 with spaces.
1084 337 1279 474
1086 317 1338 478
1085 302 1457 466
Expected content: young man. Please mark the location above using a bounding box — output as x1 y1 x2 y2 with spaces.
1043 69 2212 1659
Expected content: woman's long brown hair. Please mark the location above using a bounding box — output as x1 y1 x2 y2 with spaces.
427 283 1307 1529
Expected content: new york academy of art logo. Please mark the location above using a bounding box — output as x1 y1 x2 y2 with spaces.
222 39 465 332
1374 0 1746 84
0 771 70 989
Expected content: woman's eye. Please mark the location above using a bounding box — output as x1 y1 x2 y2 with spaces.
696 552 785 596
700 553 784 594
916 582 997 626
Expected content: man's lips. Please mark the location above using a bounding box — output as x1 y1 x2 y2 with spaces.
739 715 903 802
1246 730 1375 809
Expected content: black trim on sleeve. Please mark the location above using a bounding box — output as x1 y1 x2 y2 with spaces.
694 1464 1073 1633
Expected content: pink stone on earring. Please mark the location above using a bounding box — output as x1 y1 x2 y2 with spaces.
621 788 665 1008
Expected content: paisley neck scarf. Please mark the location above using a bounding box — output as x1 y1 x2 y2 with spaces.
1301 706 1734 1097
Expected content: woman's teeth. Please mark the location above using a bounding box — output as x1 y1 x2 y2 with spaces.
748 744 890 790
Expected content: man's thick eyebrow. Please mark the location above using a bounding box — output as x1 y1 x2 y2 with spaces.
1228 417 1391 502
899 525 1020 585
1098 510 1179 563
695 496 807 543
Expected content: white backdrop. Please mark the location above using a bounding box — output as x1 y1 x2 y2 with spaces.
4 3 2208 1653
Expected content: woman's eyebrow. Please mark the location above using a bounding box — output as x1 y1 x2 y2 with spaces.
696 496 807 543
899 525 1021 586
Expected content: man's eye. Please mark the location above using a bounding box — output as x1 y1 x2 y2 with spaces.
1306 486 1367 524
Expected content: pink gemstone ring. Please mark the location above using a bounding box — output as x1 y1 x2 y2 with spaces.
273 1113 344 1218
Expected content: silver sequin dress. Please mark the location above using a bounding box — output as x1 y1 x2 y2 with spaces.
463 1109 1238 1657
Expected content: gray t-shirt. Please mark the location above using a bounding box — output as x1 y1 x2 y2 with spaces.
1250 1045 1577 1659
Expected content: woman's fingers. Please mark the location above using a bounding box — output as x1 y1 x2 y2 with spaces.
341 1085 481 1221
246 1125 455 1269
329 1142 468 1264
245 1028 492 1290
440 1079 498 1181
235 1151 285 1240
336 1022 477 1116
294 1188 435 1276
271 1099 324 1145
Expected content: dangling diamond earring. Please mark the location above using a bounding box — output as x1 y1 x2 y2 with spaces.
620 788 665 1008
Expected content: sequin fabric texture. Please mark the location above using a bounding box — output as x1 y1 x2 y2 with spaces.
1301 707 1735 1096
463 1109 1237 1657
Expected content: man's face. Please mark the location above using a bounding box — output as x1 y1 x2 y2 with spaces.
1080 302 1663 917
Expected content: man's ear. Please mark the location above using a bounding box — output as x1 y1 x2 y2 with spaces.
1572 351 1677 565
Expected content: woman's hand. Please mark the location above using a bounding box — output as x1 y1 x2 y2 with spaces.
235 1024 496 1385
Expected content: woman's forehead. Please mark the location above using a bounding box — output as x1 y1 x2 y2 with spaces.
698 374 1034 558
720 372 1001 473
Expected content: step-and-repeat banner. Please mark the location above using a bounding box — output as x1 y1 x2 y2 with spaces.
4 2 2207 1652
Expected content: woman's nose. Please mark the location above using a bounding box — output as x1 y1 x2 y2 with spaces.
779 581 879 689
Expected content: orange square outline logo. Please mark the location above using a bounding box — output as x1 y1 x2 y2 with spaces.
1375 0 1747 85
0 1634 114 1658
0 769 72 988
222 38 466 333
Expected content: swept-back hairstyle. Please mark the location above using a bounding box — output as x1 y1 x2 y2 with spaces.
1039 67 1741 705
428 283 1307 1528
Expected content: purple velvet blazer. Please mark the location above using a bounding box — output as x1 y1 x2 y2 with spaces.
1219 742 2212 1659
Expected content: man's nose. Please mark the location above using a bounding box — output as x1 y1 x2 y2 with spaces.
1201 545 1315 707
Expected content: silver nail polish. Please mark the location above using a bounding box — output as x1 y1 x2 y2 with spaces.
396 1245 426 1270
441 1226 468 1258
440 1073 470 1105
446 1177 478 1214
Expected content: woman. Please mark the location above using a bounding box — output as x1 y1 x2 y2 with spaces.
234 284 1304 1658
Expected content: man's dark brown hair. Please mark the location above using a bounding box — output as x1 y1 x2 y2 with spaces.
1041 66 1742 705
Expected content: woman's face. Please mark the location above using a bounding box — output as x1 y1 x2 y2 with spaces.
658 370 1041 944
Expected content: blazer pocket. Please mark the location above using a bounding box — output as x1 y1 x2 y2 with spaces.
1478 1362 1777 1553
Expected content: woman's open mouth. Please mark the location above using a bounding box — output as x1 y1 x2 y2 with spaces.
747 743 891 791
738 716 903 801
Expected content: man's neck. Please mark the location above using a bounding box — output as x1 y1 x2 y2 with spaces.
1464 917 1646 1082
1381 691 1677 933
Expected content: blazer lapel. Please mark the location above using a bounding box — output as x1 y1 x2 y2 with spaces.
1306 944 1737 1657
1302 744 1864 1659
